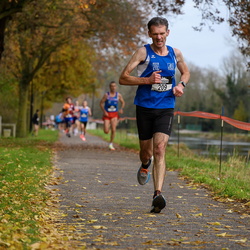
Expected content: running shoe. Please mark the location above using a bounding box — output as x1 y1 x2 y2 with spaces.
80 134 84 139
137 157 152 185
109 144 115 151
81 135 86 141
150 194 166 213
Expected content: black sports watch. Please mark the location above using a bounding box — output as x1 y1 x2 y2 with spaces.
179 81 186 88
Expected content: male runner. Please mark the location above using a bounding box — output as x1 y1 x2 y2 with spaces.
119 17 190 213
100 81 125 150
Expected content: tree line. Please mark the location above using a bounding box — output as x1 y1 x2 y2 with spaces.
0 0 249 137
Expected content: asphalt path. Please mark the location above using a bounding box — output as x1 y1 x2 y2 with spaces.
53 131 250 249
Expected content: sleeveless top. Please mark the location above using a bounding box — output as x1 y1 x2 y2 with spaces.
104 92 118 112
79 107 90 122
134 44 177 109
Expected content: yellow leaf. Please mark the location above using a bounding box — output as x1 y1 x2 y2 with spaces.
75 203 84 207
193 213 203 217
177 196 183 198
207 222 221 226
176 213 182 218
123 234 132 238
244 201 250 206
216 232 227 237
87 219 98 223
143 240 153 245
93 225 107 229
229 238 247 243
135 197 141 199
145 227 156 230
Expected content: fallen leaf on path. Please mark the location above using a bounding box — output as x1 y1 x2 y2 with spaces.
75 203 84 207
229 238 247 243
103 213 112 216
211 227 223 231
87 219 98 223
193 213 203 217
93 225 107 229
216 232 234 237
145 227 157 230
123 234 132 238
207 222 221 226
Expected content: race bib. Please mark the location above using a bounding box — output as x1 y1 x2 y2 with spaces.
107 105 116 112
151 77 172 92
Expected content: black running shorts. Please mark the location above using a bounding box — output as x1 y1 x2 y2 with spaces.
136 105 174 140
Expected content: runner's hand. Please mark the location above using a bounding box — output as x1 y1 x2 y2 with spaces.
173 85 184 97
149 71 162 84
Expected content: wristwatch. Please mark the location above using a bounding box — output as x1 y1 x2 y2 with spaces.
179 81 186 88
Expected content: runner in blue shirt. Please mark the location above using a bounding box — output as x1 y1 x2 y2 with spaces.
100 81 125 150
119 17 190 213
79 100 92 141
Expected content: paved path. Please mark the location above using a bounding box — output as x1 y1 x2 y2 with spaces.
54 132 250 249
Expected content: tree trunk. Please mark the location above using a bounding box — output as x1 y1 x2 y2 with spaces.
0 16 8 60
17 79 30 137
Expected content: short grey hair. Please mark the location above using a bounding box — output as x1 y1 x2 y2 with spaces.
147 17 169 31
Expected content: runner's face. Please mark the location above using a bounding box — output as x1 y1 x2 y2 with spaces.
148 25 169 49
110 83 116 93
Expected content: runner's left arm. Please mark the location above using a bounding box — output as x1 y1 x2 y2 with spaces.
118 93 125 114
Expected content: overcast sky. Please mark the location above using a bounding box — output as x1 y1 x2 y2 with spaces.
148 1 237 69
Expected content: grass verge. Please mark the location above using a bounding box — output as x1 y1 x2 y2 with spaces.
0 130 81 249
89 129 250 203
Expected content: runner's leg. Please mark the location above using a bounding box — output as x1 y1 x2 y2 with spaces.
139 139 153 165
103 119 110 134
152 132 169 192
110 117 118 144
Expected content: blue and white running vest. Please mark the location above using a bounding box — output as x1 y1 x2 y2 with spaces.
79 107 89 122
104 92 118 112
134 44 177 109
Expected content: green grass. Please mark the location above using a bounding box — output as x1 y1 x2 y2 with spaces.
89 129 250 201
0 129 58 249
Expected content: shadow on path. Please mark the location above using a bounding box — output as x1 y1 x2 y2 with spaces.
53 132 250 249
